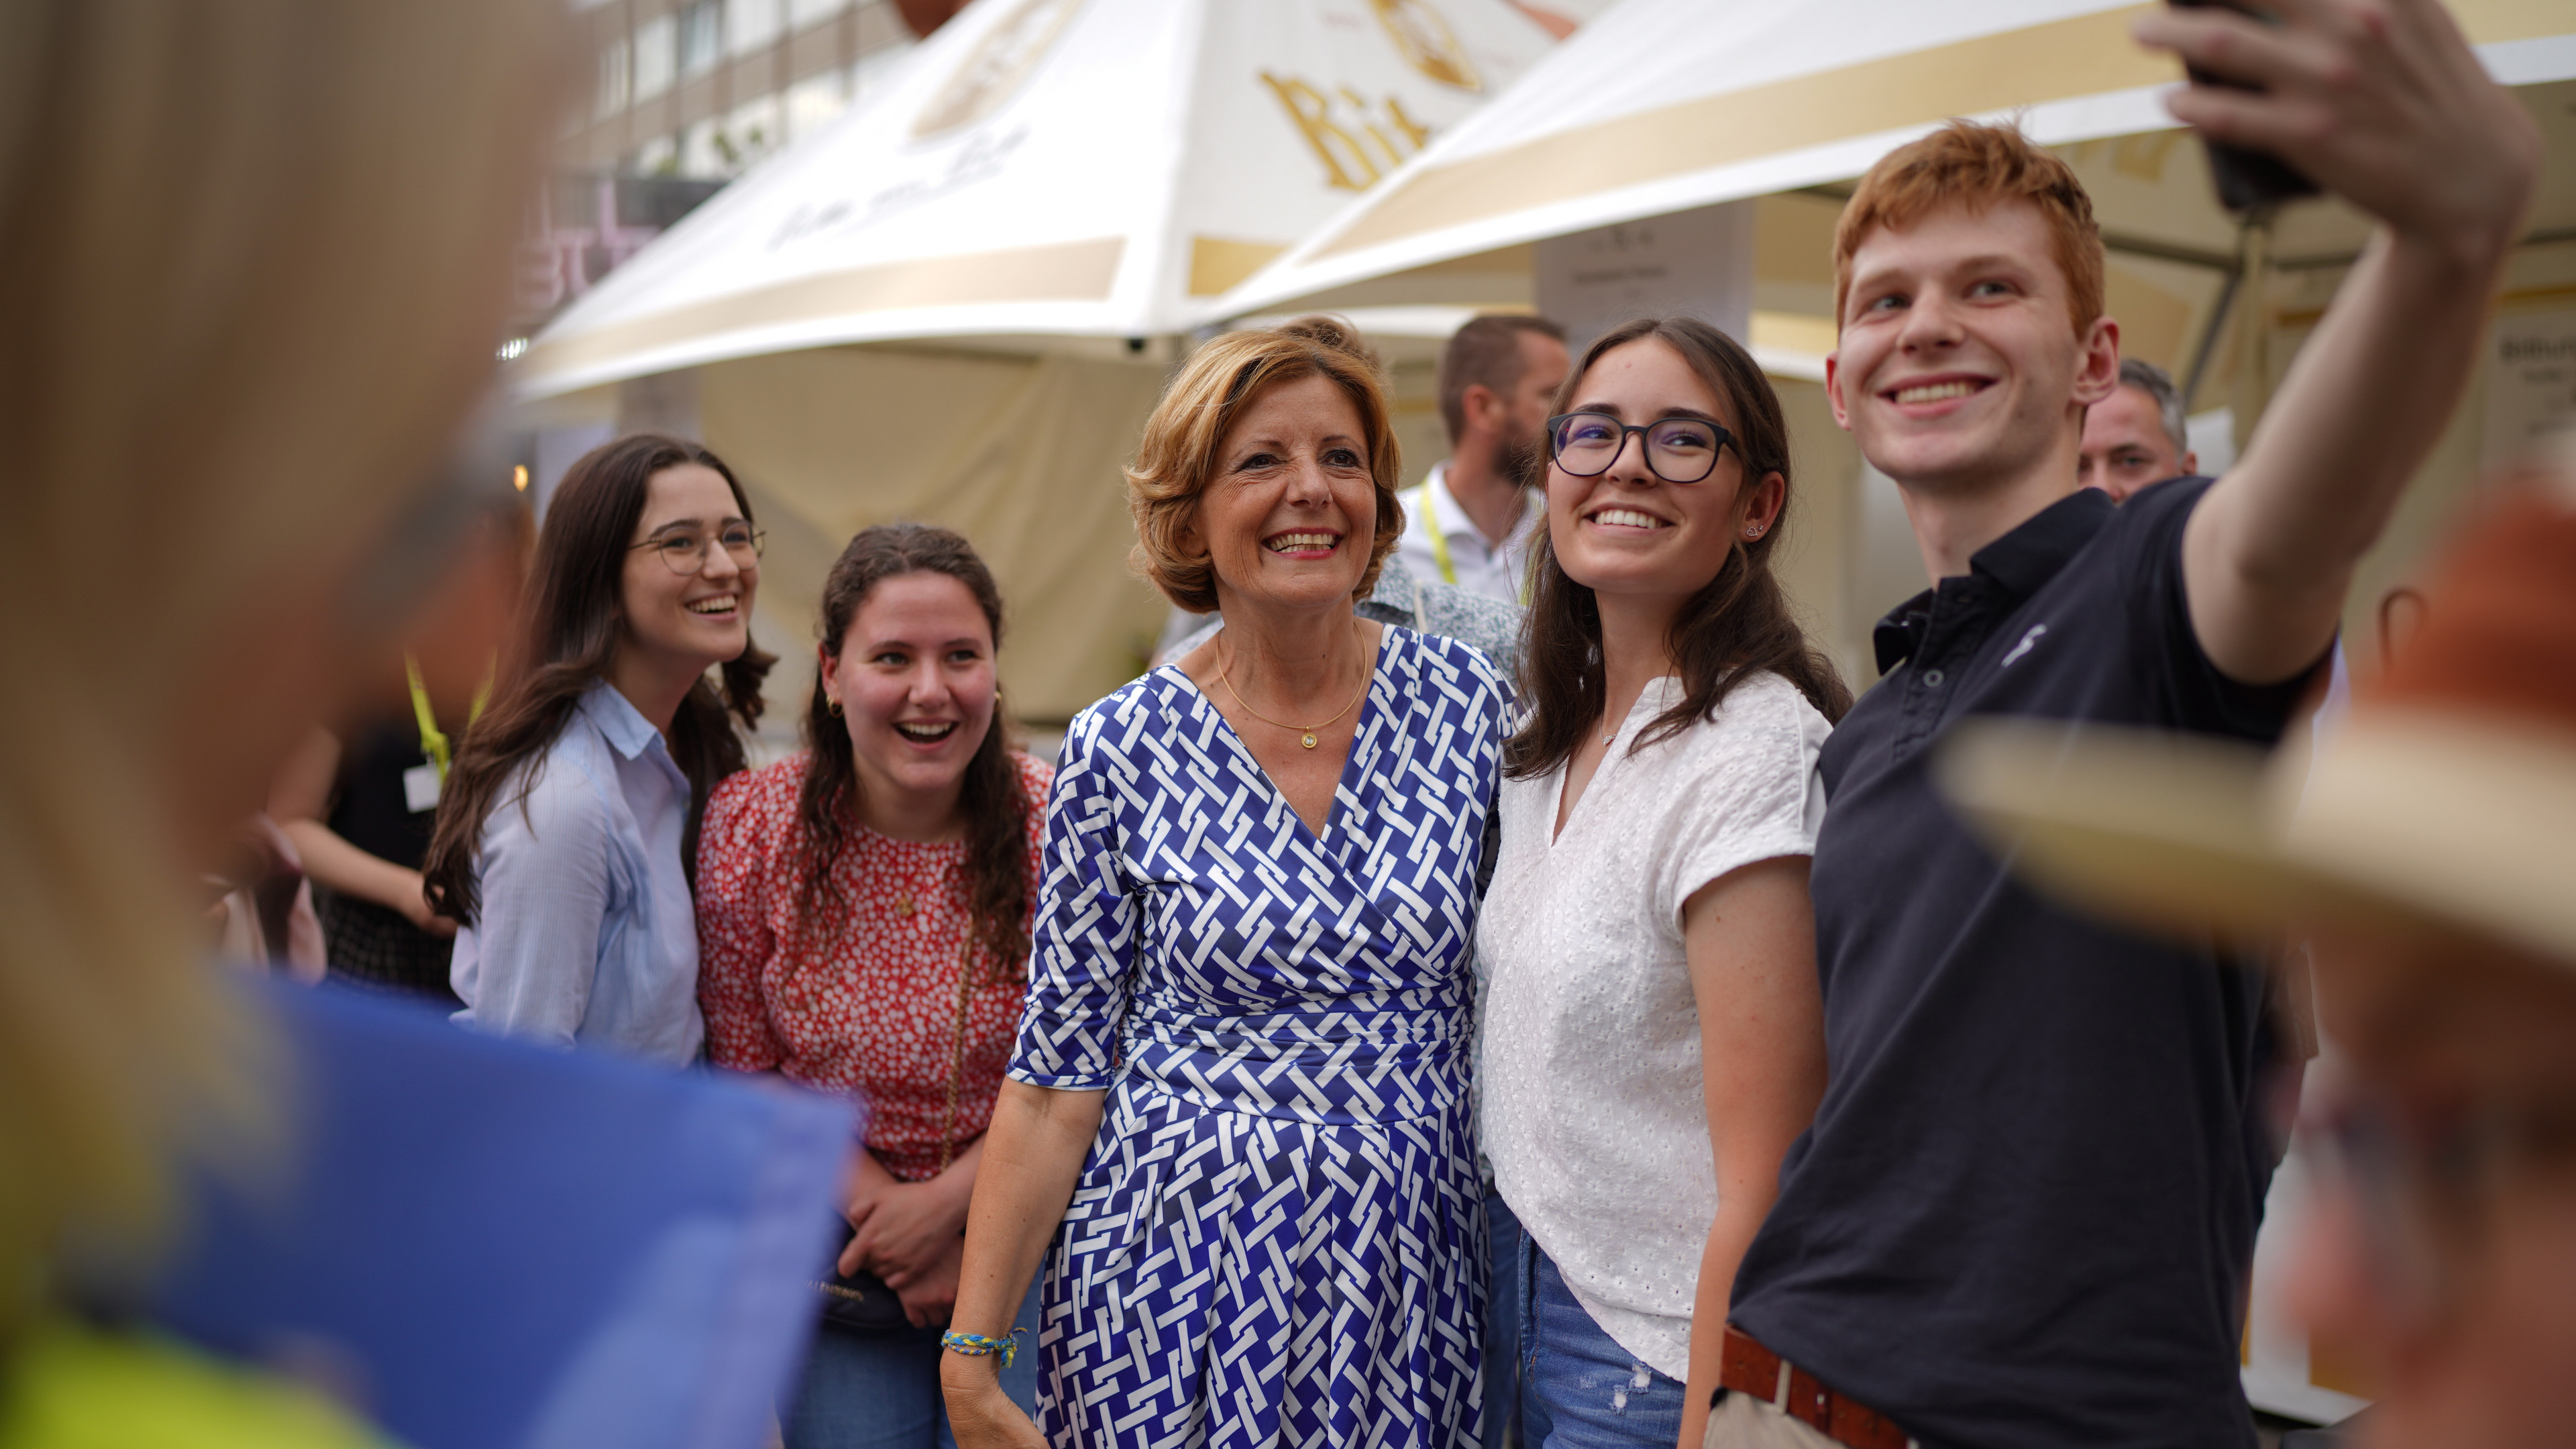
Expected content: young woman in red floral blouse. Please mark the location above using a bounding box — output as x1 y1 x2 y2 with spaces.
697 523 1050 1449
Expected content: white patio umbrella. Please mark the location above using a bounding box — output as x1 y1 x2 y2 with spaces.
515 0 1562 398
507 0 1568 725
1215 0 2576 350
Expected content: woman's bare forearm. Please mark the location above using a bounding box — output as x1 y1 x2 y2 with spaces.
1679 1199 1768 1448
947 1078 1104 1340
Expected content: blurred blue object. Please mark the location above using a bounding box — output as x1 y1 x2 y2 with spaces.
147 978 851 1449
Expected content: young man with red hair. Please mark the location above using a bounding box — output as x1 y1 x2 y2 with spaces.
1711 3 2538 1446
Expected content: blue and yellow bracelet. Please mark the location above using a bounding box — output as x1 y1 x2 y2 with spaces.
940 1328 1024 1371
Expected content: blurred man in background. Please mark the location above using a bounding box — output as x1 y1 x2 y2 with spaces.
2079 358 2198 501
1395 313 1568 604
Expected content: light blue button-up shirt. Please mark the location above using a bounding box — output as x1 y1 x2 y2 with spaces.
451 680 703 1065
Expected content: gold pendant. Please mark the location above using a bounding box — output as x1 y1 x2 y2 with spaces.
1301 732 1318 749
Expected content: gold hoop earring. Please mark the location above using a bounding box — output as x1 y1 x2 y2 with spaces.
826 694 843 716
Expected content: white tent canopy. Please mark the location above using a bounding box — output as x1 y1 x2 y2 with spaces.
1217 0 2576 322
515 0 1560 398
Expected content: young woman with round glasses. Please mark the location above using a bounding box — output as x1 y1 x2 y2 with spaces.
425 431 773 1065
1476 317 1850 1448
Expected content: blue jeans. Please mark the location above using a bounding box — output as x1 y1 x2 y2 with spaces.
1513 1216 1689 1449
1486 1189 1525 1449
782 1270 1043 1449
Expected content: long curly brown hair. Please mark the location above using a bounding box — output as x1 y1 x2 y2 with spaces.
425 433 773 924
796 524 1035 980
1507 317 1850 781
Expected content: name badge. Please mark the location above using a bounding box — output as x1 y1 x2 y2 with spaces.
402 763 443 813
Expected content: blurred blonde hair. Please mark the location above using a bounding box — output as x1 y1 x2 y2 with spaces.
0 1 555 1324
1126 316 1404 615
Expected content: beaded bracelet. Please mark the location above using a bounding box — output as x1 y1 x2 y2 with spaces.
941 1328 1024 1371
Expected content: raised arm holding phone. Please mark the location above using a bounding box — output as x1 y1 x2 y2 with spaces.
1711 5 2538 1447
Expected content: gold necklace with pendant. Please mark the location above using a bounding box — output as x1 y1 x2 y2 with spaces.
1214 633 1373 749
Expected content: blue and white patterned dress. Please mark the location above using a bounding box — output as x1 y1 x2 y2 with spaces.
1008 626 1509 1448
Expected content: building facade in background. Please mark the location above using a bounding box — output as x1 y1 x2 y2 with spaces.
511 0 952 339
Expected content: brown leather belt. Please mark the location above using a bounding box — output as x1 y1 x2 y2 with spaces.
1718 1326 1913 1449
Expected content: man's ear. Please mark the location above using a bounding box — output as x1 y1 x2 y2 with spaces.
1461 381 1504 437
1825 352 1852 431
2072 316 2121 408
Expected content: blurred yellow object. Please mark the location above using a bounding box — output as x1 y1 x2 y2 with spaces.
0 1320 391 1449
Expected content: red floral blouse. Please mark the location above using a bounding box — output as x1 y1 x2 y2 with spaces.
696 750 1053 1182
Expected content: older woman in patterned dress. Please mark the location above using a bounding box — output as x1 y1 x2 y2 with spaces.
697 525 1051 1448
942 318 1511 1448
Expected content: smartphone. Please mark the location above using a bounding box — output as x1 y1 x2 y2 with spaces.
2169 0 2320 213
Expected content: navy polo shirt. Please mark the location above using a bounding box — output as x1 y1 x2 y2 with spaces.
1727 480 2316 1449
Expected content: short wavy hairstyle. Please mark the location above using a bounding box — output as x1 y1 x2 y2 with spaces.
1127 316 1404 615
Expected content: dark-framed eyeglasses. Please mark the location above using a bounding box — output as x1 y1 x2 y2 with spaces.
631 522 765 576
1546 411 1734 485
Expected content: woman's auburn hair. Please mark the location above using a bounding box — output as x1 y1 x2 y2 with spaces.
424 432 775 926
1126 316 1404 615
790 523 1035 981
1507 316 1853 781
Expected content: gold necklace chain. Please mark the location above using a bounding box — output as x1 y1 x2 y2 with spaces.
1214 629 1372 750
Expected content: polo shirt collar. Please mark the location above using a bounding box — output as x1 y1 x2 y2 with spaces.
580 678 667 761
1870 487 2114 672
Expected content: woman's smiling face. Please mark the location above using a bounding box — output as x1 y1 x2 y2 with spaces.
820 569 996 819
1187 372 1377 619
1546 337 1781 607
619 462 757 674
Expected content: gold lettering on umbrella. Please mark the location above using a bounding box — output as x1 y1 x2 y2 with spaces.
1371 0 1480 92
912 0 1087 140
1260 72 1439 193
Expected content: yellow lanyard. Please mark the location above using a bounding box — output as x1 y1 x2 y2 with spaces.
1422 481 1461 588
405 656 489 783
1421 478 1534 606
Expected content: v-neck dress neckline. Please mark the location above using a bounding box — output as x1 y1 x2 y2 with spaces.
1155 625 1392 850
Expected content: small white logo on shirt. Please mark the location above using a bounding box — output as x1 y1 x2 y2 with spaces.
2000 624 2047 668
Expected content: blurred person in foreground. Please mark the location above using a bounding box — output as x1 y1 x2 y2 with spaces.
0 0 552 1442
697 524 1050 1446
425 433 773 1066
1938 460 2576 1449
268 494 530 1007
2078 357 2198 502
1711 3 2539 1444
1395 313 1570 603
942 318 1511 1447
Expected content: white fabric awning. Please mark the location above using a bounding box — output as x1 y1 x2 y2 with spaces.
514 0 1564 398
1214 0 2576 322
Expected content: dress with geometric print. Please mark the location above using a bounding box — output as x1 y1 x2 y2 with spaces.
1008 626 1509 1448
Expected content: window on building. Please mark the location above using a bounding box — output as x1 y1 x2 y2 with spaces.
633 14 676 99
594 37 632 119
636 135 679 176
678 117 728 179
788 0 851 32
727 0 784 54
679 1 723 77
720 95 785 171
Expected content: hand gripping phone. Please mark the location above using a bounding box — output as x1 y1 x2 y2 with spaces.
2169 0 2321 212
